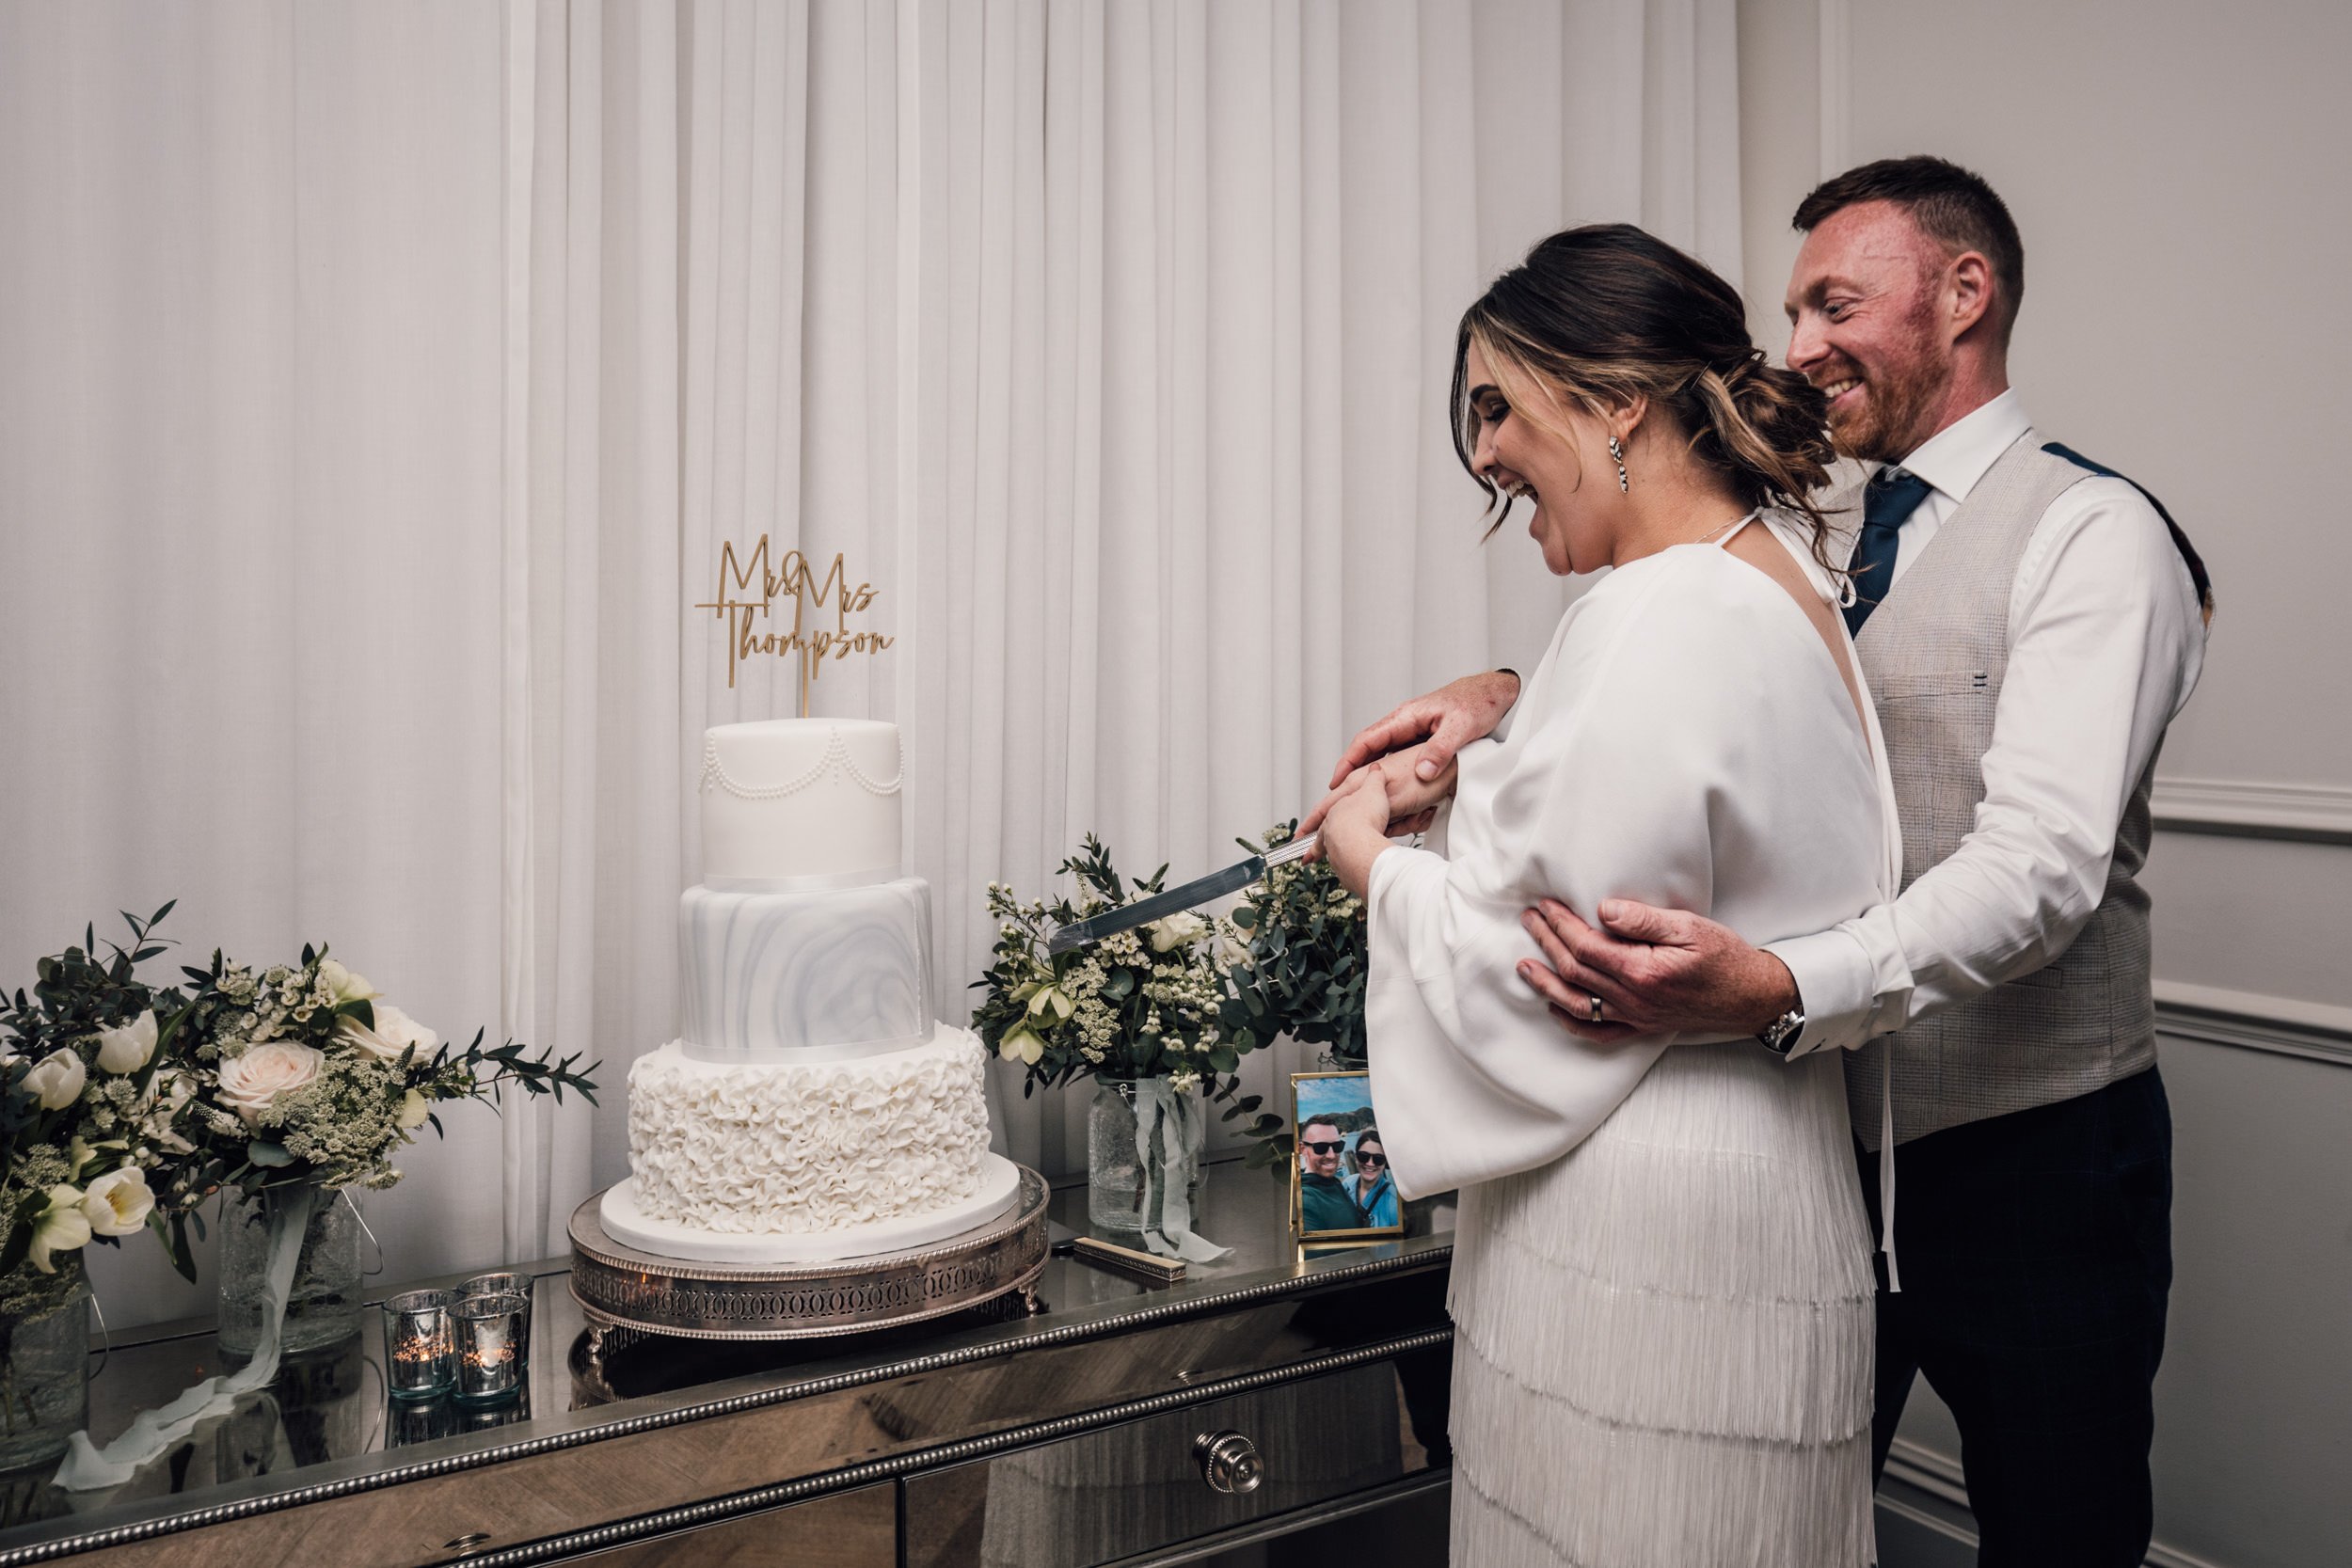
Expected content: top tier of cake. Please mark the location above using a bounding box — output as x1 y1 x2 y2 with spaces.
700 719 902 887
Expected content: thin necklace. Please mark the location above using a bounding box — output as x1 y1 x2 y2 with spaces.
1694 507 1763 546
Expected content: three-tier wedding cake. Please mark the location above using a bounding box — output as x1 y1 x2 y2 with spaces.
598 719 1016 1263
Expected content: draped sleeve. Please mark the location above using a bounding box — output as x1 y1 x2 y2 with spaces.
1365 541 1887 1199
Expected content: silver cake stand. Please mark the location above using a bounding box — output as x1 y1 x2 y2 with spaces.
567 1164 1051 1345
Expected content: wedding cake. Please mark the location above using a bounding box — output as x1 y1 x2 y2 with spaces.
598 719 1016 1264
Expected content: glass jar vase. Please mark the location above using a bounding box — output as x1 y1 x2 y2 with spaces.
1085 1078 1209 1237
217 1186 363 1363
0 1266 89 1474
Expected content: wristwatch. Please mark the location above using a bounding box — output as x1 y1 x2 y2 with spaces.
1756 1003 1806 1056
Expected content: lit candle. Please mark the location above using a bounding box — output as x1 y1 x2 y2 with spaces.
452 1292 529 1404
382 1290 457 1401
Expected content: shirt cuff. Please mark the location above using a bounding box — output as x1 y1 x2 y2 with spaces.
1765 927 1877 1057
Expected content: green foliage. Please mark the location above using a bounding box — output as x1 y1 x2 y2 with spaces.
1225 820 1370 1067
1219 820 1372 1176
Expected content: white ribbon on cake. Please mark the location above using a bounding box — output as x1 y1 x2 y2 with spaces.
1130 1079 1230 1263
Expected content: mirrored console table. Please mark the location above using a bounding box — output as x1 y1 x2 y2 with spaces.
0 1163 1454 1567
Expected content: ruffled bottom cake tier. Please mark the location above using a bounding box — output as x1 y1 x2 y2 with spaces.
613 1028 1000 1262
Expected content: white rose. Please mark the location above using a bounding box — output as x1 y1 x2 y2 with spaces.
336 1002 438 1063
316 959 378 1004
396 1089 432 1131
30 1185 92 1274
24 1050 87 1111
80 1166 154 1237
1147 912 1210 952
215 1040 325 1120
95 1011 160 1074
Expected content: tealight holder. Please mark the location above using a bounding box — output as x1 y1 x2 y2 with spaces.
453 1292 529 1404
459 1272 532 1362
381 1290 457 1401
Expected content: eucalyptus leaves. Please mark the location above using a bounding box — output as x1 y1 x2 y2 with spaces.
1222 820 1370 1172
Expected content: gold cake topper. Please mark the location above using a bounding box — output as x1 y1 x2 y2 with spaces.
695 536 895 714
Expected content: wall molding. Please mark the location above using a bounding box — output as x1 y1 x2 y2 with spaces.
1883 1439 2228 1568
2151 776 2352 845
2154 980 2352 1068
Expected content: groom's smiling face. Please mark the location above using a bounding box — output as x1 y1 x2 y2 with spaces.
1783 201 1953 464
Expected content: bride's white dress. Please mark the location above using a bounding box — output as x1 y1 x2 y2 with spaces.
1366 513 1900 1567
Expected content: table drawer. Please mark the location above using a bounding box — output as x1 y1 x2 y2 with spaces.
904 1347 1450 1568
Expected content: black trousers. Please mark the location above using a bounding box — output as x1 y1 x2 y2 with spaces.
1860 1068 2172 1568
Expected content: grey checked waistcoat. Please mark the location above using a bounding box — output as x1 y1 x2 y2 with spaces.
1844 431 2161 1148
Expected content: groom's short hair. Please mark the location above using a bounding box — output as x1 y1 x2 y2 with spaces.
1794 156 2025 345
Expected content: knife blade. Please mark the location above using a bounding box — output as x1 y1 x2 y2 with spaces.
1044 832 1320 957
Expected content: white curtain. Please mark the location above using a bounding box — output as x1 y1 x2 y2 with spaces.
0 1 515 1323
0 0 1740 1325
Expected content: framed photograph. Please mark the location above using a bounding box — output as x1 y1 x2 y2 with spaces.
1289 1070 1405 1242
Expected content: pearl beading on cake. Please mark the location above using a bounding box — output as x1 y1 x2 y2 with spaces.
699 726 904 800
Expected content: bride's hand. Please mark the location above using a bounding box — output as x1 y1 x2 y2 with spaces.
1315 766 1399 899
1301 740 1456 842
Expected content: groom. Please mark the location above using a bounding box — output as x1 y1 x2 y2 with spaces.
1319 158 2209 1566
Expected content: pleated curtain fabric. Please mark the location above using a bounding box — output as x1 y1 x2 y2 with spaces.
0 0 1742 1319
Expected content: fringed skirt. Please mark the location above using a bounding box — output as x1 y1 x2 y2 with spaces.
1446 1042 1876 1567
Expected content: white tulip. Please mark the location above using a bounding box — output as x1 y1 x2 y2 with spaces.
316 959 378 1004
95 1011 159 1074
80 1167 154 1237
24 1050 87 1111
397 1089 432 1131
30 1186 92 1274
337 1002 438 1064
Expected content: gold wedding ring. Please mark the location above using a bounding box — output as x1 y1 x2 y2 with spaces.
1587 994 1604 1024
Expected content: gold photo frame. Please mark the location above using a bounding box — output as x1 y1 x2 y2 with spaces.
1289 1069 1405 1243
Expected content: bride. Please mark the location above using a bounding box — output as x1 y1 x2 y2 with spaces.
1311 224 1899 1567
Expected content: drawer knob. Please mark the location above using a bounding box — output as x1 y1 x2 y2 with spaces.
1194 1429 1264 1495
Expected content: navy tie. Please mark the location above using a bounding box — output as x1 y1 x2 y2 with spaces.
1844 467 1933 637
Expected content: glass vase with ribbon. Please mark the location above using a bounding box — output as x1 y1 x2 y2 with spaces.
1086 1077 1221 1260
0 1261 89 1475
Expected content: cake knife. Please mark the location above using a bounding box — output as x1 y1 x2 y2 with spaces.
1044 832 1321 957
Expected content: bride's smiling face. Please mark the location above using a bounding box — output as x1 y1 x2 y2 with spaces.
1462 341 1614 577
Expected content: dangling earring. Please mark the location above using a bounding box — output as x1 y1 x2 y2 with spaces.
1608 436 1629 493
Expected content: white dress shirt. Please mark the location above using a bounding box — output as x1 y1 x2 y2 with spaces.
1768 389 2207 1056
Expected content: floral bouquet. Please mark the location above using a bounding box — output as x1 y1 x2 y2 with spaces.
973 836 1260 1259
0 905 195 1311
154 941 598 1279
973 835 1256 1097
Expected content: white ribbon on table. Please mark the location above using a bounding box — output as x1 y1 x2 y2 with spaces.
55 1184 323 1491
1130 1079 1230 1263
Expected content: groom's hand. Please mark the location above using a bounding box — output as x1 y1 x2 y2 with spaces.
1324 670 1521 789
1515 899 1798 1043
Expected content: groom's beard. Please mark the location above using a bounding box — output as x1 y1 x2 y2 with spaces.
1823 308 1949 464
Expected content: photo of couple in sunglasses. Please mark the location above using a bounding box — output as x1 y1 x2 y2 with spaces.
1290 1069 1406 1241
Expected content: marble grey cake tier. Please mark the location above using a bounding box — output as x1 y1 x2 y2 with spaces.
677 878 936 1059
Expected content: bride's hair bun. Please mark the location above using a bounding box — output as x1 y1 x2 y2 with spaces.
1452 225 1838 559
1689 351 1837 515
